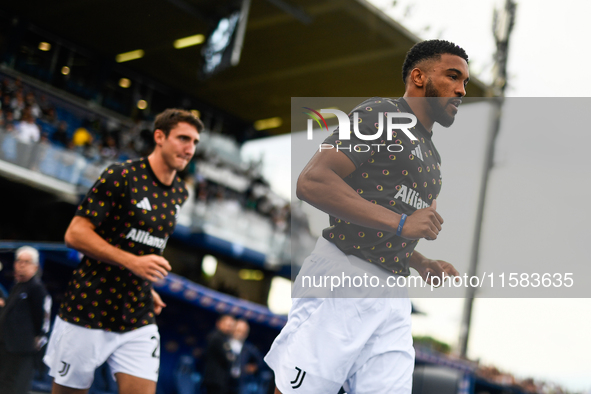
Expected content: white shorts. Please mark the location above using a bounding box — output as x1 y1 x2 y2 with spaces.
43 317 160 389
264 237 415 394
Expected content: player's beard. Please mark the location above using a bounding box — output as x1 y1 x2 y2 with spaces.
425 78 456 128
162 149 188 172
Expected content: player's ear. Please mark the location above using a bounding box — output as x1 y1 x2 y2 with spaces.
154 129 165 146
409 68 425 88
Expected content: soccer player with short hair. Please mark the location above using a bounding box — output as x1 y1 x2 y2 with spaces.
44 109 202 394
265 40 468 394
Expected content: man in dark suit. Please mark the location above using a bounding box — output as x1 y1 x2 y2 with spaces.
229 320 264 394
203 314 237 394
0 246 51 394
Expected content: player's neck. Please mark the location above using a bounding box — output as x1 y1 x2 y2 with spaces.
402 93 434 133
147 152 176 186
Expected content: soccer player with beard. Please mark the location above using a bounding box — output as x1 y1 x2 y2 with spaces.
43 109 202 394
265 40 469 394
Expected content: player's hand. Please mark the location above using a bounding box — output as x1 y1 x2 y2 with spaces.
151 289 166 315
414 259 459 286
128 255 171 282
400 200 444 240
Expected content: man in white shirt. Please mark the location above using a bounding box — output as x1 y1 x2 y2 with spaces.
16 111 40 144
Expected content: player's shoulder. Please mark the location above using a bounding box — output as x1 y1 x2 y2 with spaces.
102 158 144 177
349 97 401 114
173 175 188 195
118 157 146 171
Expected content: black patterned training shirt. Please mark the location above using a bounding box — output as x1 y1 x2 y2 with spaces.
321 97 442 276
59 157 188 332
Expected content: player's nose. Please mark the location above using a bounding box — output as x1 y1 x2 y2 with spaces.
455 83 466 97
185 146 196 157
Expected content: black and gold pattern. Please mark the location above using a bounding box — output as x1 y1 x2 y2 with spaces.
322 98 442 275
60 157 188 332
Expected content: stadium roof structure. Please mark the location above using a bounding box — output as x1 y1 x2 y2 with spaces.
2 0 489 137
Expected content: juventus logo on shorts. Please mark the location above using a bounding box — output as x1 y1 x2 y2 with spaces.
290 366 306 389
58 361 71 377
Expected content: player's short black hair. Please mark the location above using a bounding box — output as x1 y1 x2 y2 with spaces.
402 40 468 85
154 108 204 137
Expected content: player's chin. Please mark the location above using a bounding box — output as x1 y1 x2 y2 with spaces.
437 112 456 128
174 158 190 171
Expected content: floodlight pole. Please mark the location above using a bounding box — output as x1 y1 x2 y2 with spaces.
458 0 517 358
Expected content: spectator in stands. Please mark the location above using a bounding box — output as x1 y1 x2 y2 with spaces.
10 90 25 120
0 246 52 394
39 131 51 145
72 125 101 161
13 78 24 94
204 315 237 394
2 95 12 115
2 78 16 97
16 110 40 144
44 107 57 124
25 91 42 119
256 195 274 218
195 178 209 202
100 134 119 161
229 320 263 394
38 94 55 119
520 378 539 393
83 141 101 162
72 125 93 148
3 110 15 132
51 121 71 148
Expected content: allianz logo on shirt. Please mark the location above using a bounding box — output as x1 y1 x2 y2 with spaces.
126 228 168 250
394 185 431 209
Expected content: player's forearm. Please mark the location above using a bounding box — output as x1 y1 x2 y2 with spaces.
408 250 429 270
297 167 402 233
65 218 136 269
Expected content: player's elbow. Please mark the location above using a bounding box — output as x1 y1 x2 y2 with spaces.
295 173 313 203
64 217 90 250
64 226 76 249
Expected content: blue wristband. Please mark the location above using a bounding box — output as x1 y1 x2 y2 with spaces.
396 214 407 236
